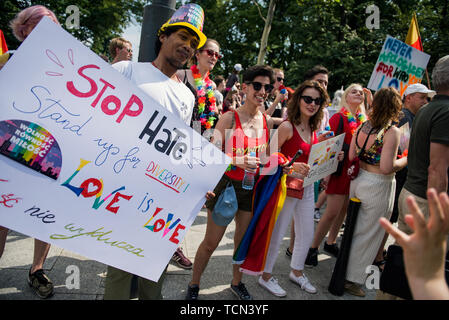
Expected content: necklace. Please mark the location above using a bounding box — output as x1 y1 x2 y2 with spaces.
191 65 217 131
340 107 366 135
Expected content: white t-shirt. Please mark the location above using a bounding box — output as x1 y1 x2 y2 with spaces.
112 61 195 125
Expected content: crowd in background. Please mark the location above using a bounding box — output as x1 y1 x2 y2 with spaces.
0 3 448 301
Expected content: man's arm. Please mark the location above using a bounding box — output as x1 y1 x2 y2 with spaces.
428 142 449 193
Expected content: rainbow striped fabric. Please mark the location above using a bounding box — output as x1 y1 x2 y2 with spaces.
233 153 288 275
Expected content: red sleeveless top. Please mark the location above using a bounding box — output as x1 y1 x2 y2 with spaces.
225 111 270 181
281 121 317 196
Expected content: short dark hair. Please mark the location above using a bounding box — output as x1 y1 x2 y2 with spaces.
242 65 275 84
154 26 198 56
304 65 329 81
214 75 225 86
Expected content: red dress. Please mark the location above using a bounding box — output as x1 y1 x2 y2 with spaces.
326 112 355 195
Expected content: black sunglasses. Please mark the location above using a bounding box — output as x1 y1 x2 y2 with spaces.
202 49 223 59
301 95 323 105
247 81 274 92
277 77 284 82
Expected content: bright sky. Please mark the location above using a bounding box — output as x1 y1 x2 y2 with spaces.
122 20 141 62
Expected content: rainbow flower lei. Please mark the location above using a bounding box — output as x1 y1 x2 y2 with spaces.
191 65 217 131
340 107 366 135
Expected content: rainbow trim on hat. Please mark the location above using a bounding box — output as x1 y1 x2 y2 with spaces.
159 4 207 48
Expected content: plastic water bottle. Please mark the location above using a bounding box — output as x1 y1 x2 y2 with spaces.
242 152 257 190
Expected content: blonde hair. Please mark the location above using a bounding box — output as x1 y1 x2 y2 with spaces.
339 83 366 116
10 5 59 42
109 37 132 59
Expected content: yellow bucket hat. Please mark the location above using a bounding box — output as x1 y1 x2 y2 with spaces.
158 3 207 49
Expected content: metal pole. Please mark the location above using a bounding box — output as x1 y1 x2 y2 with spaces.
138 0 176 62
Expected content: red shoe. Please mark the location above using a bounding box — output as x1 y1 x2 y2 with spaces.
171 248 193 269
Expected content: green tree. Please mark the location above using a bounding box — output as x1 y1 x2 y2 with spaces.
194 0 447 96
0 0 145 56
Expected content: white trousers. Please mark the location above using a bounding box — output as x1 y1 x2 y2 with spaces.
346 169 395 284
264 184 315 273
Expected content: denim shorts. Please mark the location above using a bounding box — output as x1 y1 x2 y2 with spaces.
206 174 254 213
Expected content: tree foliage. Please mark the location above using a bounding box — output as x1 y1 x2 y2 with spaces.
0 0 145 56
194 0 448 96
2 0 447 96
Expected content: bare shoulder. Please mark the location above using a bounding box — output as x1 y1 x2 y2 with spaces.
216 111 235 129
278 120 293 131
277 120 294 139
386 125 400 136
383 125 400 144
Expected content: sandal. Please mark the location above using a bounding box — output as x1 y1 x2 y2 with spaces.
373 259 386 272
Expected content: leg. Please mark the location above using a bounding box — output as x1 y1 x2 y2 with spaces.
137 265 167 300
291 187 315 275
27 239 53 298
190 209 227 286
374 232 389 269
262 197 296 281
290 187 317 294
0 226 8 259
31 239 51 273
326 196 349 245
315 190 327 209
231 209 254 286
287 219 295 254
104 266 133 300
310 194 347 249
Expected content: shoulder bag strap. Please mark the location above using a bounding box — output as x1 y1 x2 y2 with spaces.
359 124 376 155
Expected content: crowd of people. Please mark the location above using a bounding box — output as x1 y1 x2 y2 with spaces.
0 3 448 301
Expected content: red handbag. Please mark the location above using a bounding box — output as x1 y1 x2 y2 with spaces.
347 157 360 180
286 176 304 199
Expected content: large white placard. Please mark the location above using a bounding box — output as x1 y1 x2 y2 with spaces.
0 18 230 281
302 133 345 187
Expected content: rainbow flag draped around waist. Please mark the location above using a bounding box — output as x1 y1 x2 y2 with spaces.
233 153 288 275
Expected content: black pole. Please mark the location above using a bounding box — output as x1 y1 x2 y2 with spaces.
328 197 361 296
138 0 176 62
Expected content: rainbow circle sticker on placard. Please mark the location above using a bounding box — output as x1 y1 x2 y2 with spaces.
0 119 62 180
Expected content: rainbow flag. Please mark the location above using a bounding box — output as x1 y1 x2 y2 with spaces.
405 13 423 52
0 30 8 55
233 153 288 275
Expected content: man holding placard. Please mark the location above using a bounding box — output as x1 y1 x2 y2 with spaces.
104 3 209 300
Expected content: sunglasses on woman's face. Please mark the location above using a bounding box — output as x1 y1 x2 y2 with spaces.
276 77 284 82
247 81 274 92
301 95 323 105
202 49 223 59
